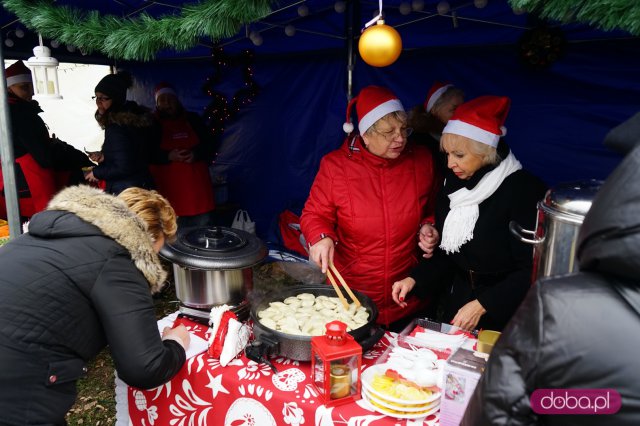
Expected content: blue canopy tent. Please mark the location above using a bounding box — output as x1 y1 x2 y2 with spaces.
2 0 639 243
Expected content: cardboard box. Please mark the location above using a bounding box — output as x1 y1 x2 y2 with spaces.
439 348 487 426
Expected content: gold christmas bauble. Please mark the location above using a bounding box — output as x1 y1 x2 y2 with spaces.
358 22 402 67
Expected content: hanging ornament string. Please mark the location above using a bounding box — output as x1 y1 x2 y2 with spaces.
364 0 384 29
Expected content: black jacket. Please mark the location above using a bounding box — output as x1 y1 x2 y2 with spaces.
6 94 92 195
0 186 185 425
410 146 547 330
463 145 640 425
92 101 155 194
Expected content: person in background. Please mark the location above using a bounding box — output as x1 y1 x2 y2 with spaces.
84 71 155 194
392 96 546 331
301 85 440 328
2 60 93 215
149 82 216 228
0 185 190 425
463 133 640 426
408 82 465 175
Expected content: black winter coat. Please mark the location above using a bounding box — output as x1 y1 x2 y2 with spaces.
0 186 185 425
410 146 547 330
462 144 640 425
6 94 92 195
92 101 155 194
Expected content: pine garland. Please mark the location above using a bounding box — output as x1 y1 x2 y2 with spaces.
1 0 273 61
509 0 640 36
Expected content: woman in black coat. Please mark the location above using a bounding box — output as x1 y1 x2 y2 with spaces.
0 186 190 425
84 72 155 194
392 96 546 331
462 136 640 425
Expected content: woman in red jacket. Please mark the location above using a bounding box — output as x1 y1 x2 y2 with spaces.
301 86 440 327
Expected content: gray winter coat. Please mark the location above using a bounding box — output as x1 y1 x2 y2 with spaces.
461 145 640 425
0 186 185 425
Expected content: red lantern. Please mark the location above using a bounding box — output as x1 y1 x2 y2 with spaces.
310 321 362 407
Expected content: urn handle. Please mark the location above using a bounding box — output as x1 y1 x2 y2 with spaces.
509 220 543 245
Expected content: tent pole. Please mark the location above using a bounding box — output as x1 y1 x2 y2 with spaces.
0 38 22 238
345 0 359 101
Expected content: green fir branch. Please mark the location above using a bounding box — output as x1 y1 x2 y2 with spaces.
509 0 640 35
1 0 274 60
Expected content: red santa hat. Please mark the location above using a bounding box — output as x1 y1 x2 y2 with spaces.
5 60 32 87
343 85 404 134
423 81 453 113
443 96 510 148
154 82 177 102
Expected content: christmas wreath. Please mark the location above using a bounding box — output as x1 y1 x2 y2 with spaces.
1 0 273 61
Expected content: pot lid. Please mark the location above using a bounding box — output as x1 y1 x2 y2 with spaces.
541 179 603 217
160 226 268 269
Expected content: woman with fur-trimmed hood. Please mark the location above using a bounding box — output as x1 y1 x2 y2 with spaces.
84 71 155 194
0 186 190 425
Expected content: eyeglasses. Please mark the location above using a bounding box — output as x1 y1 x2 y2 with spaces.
373 127 414 141
92 96 111 102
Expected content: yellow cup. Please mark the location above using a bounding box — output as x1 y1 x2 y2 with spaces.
477 330 501 354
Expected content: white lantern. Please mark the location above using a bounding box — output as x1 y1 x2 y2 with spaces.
27 36 62 100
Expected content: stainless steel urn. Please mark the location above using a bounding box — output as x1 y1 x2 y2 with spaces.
510 179 603 283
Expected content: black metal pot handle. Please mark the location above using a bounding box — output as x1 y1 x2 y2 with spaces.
358 326 386 353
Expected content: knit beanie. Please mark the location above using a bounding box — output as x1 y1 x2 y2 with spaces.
94 72 132 106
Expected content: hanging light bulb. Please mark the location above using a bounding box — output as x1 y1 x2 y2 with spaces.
285 25 296 37
66 45 76 52
399 2 412 15
334 1 346 13
474 0 488 8
251 33 263 46
411 0 425 11
358 0 402 67
298 4 309 17
15 28 24 38
437 1 450 14
27 34 62 100
4 38 14 47
50 40 60 48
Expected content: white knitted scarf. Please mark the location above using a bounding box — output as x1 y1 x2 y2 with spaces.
440 152 522 254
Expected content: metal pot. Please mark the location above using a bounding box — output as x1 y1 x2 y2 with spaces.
247 284 385 363
510 179 602 282
160 226 268 309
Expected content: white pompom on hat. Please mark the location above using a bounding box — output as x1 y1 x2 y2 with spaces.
443 95 511 148
154 81 177 102
343 85 404 134
5 60 32 87
423 81 453 113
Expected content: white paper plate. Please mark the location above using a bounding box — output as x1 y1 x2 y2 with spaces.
362 387 440 413
361 391 440 420
361 364 441 405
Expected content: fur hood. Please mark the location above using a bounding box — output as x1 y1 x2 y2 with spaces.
96 101 154 129
45 185 167 292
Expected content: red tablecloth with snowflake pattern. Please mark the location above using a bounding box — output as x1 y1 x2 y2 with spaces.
118 314 441 426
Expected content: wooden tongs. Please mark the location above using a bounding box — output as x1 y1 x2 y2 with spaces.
326 262 362 310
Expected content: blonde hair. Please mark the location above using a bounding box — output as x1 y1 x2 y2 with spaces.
364 111 408 137
118 187 177 244
440 133 500 166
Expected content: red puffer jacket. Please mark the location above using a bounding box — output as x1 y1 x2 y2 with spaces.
301 137 438 326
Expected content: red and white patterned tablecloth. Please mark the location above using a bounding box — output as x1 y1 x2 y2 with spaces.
115 314 440 426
